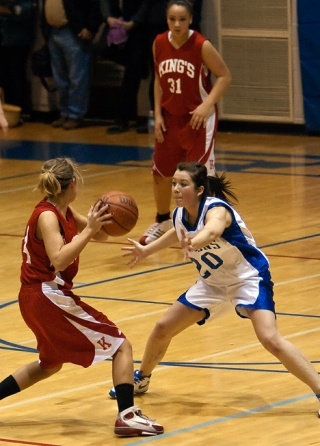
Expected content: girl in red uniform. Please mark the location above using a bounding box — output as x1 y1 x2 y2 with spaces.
0 157 163 437
140 0 231 245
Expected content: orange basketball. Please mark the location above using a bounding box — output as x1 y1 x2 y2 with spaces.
99 190 139 237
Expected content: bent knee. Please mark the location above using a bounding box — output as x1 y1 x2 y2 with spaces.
41 364 62 377
152 320 171 339
116 338 133 355
259 333 283 355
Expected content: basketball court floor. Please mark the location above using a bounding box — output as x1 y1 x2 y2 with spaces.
0 121 320 445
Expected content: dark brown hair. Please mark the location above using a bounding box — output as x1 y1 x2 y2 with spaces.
176 161 238 205
167 0 193 15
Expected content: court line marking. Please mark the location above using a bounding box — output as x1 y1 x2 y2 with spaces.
0 438 61 446
0 167 138 194
1 132 319 441
124 393 316 445
1 323 319 411
0 232 318 440
70 264 320 291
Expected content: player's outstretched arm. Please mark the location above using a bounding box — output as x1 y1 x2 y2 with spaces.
122 228 178 267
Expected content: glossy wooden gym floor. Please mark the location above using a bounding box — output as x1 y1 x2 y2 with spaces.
0 122 320 445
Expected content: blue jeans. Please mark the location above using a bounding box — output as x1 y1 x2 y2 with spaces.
48 26 91 120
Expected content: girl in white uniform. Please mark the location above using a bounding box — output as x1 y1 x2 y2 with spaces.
173 192 274 322
110 161 320 416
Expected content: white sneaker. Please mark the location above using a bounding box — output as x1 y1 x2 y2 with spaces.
114 405 164 436
109 370 150 399
139 219 173 245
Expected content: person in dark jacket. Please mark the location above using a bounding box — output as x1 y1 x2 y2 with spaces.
0 0 37 113
101 0 148 134
42 0 102 130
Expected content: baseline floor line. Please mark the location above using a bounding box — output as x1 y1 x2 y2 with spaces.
0 166 138 194
125 393 315 445
2 325 319 411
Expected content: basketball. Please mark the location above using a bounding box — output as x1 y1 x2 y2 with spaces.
98 190 139 237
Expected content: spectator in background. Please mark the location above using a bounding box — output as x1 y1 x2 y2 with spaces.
0 0 37 114
101 0 148 134
191 0 202 32
42 0 101 130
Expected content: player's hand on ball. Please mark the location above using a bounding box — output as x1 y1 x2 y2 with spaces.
87 201 112 235
97 191 138 237
121 238 147 268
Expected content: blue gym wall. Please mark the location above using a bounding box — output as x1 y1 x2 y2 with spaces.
297 0 320 133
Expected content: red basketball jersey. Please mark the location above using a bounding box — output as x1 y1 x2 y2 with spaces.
20 199 79 290
154 30 212 115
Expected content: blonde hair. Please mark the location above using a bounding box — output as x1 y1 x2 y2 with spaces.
37 157 84 197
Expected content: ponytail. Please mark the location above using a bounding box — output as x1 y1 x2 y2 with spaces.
175 161 238 205
207 173 238 205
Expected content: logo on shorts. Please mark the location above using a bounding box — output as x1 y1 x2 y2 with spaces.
97 336 112 350
208 159 215 171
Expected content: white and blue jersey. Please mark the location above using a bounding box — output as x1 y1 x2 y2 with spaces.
173 197 275 323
